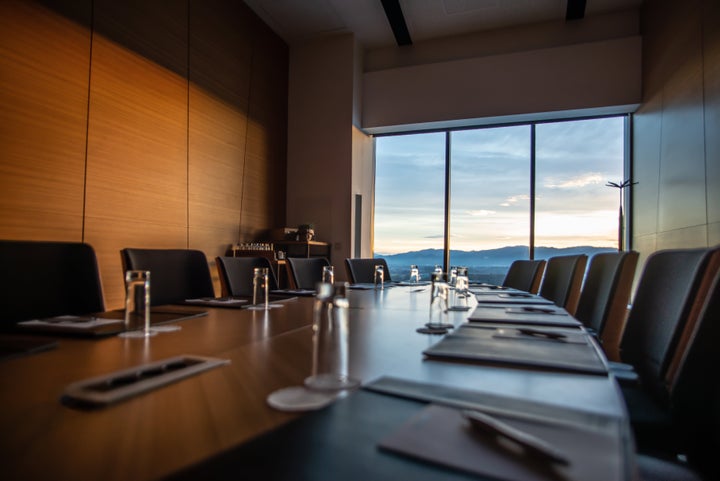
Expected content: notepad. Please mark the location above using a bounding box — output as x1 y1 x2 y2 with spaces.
468 305 581 327
423 324 607 375
379 403 624 481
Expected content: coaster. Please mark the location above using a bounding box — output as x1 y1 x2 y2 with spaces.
416 326 448 335
266 386 339 412
118 330 158 339
246 304 284 311
150 325 182 332
447 305 472 311
304 374 360 391
426 322 454 329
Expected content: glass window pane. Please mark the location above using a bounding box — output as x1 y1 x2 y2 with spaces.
449 126 531 284
535 117 625 257
374 133 446 281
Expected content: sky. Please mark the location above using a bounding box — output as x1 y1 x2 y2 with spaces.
374 116 625 255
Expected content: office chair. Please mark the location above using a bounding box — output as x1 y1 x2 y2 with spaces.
215 256 278 297
344 257 392 284
616 247 716 389
120 248 215 306
627 253 720 481
0 240 105 323
538 254 588 314
574 251 639 355
501 259 546 293
287 257 329 290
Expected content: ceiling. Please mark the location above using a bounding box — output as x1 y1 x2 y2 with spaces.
243 0 642 50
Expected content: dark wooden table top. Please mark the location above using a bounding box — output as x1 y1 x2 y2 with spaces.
0 286 629 481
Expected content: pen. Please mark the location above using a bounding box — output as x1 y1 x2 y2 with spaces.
463 409 570 465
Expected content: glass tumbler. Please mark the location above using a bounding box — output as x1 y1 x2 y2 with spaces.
305 282 359 391
374 265 384 289
120 270 156 338
428 279 451 328
252 267 269 308
455 266 469 297
449 266 458 287
409 264 420 283
322 265 334 284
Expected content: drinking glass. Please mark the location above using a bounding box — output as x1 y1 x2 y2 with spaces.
119 270 156 338
305 282 359 391
248 267 281 310
322 265 334 284
455 266 469 297
409 264 420 283
448 266 458 287
416 272 451 333
374 264 384 289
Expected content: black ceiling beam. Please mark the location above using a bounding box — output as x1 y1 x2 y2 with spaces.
566 0 587 21
381 0 412 46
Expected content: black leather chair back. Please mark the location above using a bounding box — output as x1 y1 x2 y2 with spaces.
344 258 392 284
121 248 214 306
575 251 639 335
215 256 277 297
668 266 720 477
287 257 329 290
538 254 588 311
619 248 712 386
502 259 546 293
0 240 105 323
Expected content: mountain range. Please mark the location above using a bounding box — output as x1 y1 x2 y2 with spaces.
379 245 616 268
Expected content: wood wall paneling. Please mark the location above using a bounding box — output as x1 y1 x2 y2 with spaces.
242 24 288 240
188 0 255 295
631 99 662 238
703 0 720 227
0 0 91 242
709 222 720 246
656 6 706 232
0 0 288 310
84 0 190 308
656 224 709 250
632 0 717 255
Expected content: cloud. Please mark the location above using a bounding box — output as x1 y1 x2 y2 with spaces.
467 209 496 217
501 194 529 207
544 173 604 189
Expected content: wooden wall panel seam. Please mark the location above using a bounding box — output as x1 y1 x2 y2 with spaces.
81 0 96 244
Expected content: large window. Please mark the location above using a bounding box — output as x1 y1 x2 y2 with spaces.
449 126 530 284
374 116 627 283
374 132 446 277
535 118 625 249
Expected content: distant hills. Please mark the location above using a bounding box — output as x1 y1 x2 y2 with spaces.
379 245 616 268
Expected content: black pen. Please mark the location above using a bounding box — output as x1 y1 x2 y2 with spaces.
463 409 570 465
517 327 567 340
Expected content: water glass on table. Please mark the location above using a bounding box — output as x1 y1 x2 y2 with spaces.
249 267 281 310
305 282 359 391
417 272 452 334
374 264 384 290
120 270 156 338
322 265 334 284
409 264 420 283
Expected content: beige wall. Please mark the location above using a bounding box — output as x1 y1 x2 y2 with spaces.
287 33 373 278
0 0 288 308
632 0 720 265
363 36 642 132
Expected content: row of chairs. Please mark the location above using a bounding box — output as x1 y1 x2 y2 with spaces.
503 248 720 480
359 248 720 479
2 240 718 478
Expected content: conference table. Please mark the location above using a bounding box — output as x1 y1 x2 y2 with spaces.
0 285 636 481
